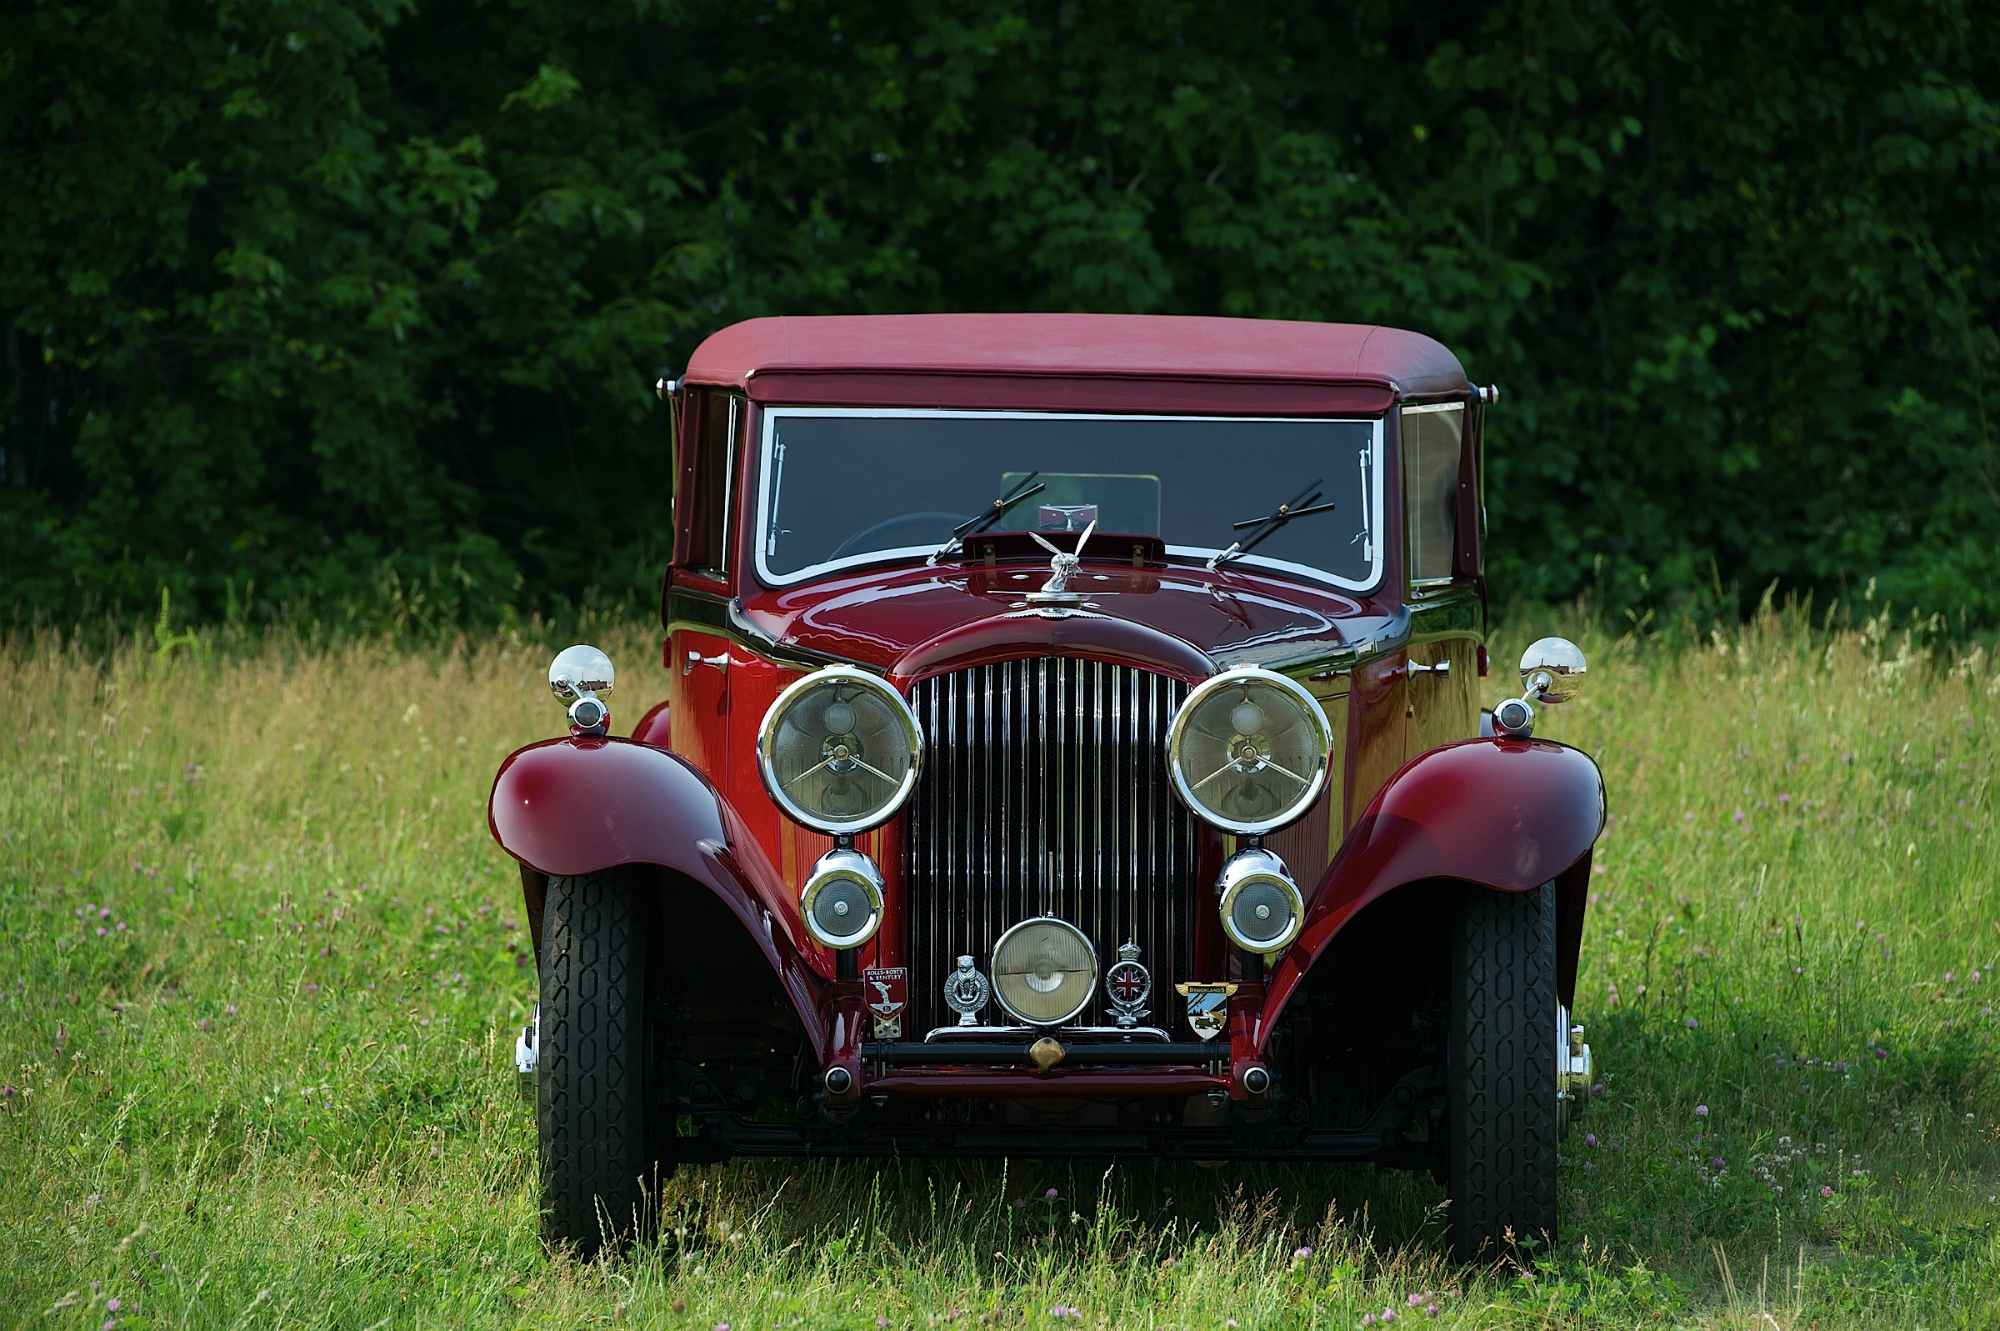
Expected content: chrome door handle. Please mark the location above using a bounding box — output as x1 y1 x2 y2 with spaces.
1408 659 1451 677
684 650 729 676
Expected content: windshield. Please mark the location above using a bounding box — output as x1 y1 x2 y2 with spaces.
754 409 1382 590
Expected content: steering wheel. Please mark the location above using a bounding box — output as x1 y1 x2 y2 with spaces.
828 512 975 560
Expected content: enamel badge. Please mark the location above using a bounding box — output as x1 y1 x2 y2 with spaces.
1175 981 1239 1042
1103 940 1151 1028
864 966 907 1041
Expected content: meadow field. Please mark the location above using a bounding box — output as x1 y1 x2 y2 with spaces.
1 607 1995 1329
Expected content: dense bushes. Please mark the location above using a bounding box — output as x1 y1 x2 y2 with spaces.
4 1 1996 629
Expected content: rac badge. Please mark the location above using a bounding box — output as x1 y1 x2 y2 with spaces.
1103 940 1151 1028
864 966 907 1041
1175 981 1239 1042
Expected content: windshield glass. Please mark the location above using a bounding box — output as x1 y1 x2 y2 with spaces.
754 409 1382 590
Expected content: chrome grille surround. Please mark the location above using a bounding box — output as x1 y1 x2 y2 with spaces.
904 658 1197 1033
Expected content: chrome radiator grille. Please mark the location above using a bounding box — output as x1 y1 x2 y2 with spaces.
903 658 1197 1033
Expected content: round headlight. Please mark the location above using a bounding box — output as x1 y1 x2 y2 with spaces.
800 847 884 949
990 918 1097 1026
1217 848 1305 953
757 666 923 834
1167 667 1333 835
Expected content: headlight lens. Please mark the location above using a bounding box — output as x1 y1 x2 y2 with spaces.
1167 667 1333 834
1217 848 1305 953
758 666 923 834
990 917 1097 1026
800 847 884 949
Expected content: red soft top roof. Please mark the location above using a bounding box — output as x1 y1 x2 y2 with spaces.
684 314 1467 397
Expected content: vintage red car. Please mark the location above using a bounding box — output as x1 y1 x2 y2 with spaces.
490 313 1604 1261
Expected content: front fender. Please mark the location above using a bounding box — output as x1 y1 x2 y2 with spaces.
490 736 850 1066
1259 737 1606 1041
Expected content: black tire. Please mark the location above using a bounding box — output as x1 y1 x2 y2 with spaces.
1447 881 1558 1263
538 868 658 1255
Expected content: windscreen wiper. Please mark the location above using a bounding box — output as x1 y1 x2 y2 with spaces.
926 472 1048 565
1206 478 1336 570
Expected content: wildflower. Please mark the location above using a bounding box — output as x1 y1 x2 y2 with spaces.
1426 1307 1438 1318
1591 1083 1604 1096
1161 1256 1177 1267
1710 1157 1725 1169
1382 1312 1398 1324
225 1004 237 1015
1695 1104 1709 1117
1583 1133 1598 1147
96 928 107 938
100 907 111 919
1294 1246 1312 1259
879 1318 892 1327
1685 1018 1698 1029
1045 1187 1058 1201
1874 1047 1888 1059
1225 1321 1236 1329
305 983 319 994
106 1299 120 1312
116 921 126 932
103 1322 115 1331
198 1018 210 1031
1012 1198 1026 1208
1820 1186 1834 1197
1362 1316 1377 1327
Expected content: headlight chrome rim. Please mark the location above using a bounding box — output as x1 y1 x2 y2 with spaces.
1216 848 1306 954
989 916 1098 1027
799 847 885 949
1167 666 1333 835
757 665 924 834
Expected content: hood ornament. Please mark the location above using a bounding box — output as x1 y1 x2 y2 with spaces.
1021 520 1096 608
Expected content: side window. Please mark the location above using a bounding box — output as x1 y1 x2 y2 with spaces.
688 390 740 575
1401 404 1463 584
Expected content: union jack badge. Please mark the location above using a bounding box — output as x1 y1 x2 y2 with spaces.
1175 981 1240 1042
1103 940 1151 1027
863 966 907 1041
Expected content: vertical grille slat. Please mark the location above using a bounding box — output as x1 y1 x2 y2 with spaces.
905 658 1196 1033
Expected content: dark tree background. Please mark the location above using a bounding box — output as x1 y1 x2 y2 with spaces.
5 0 1997 631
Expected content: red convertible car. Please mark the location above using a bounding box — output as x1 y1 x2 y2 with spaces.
490 314 1602 1261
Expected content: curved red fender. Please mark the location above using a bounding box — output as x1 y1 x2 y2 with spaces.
1255 737 1606 1047
489 736 846 1066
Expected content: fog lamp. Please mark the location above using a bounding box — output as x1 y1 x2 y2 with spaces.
799 847 884 949
990 917 1097 1026
758 665 924 834
1216 848 1305 953
1168 666 1332 835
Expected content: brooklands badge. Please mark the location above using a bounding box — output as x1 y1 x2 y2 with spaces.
1175 981 1239 1042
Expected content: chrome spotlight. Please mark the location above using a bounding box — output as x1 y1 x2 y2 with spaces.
989 917 1097 1027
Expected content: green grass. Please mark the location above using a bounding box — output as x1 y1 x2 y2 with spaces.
2 608 1996 1328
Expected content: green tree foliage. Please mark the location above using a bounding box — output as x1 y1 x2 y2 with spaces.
5 0 1996 629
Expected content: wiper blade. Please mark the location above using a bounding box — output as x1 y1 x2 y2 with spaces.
926 472 1048 564
1207 478 1336 570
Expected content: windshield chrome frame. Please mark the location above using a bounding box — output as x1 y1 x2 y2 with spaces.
750 406 1386 594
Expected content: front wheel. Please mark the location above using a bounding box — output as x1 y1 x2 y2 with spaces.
538 868 661 1255
1447 881 1559 1263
